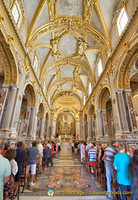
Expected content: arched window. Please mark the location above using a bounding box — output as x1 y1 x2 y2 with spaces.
12 1 22 27
98 59 103 76
117 7 128 36
83 96 86 105
33 56 38 72
89 82 92 95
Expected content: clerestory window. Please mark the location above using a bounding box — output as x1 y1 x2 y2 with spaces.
98 59 103 76
117 7 128 36
12 2 20 24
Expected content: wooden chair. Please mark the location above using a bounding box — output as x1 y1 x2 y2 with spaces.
20 160 27 193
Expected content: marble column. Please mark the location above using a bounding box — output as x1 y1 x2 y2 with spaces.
97 109 104 137
10 70 26 131
88 118 95 140
102 109 109 138
1 85 18 130
22 107 31 137
75 119 80 140
48 114 53 139
116 89 130 133
110 76 122 135
36 116 41 138
79 116 84 140
51 119 56 139
0 84 9 127
124 89 137 132
39 117 45 140
28 107 37 139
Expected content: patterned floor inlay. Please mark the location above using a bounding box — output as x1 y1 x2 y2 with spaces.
21 143 107 198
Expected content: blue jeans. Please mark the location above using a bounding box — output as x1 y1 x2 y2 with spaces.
105 160 116 197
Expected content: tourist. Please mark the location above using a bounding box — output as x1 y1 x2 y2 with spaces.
57 141 61 151
113 144 131 200
88 144 97 173
43 145 48 168
37 139 43 173
104 141 118 199
15 142 26 182
80 141 86 165
71 141 74 152
47 147 53 167
127 146 134 158
26 141 39 187
86 140 92 152
131 149 138 200
0 139 11 200
3 149 18 200
74 142 78 154
47 141 51 149
98 144 106 174
51 142 55 153
1 142 11 156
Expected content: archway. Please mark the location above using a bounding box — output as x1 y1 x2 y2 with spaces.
17 84 36 139
97 87 114 139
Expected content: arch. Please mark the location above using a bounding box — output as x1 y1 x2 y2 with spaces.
45 112 49 122
28 17 109 50
0 31 17 84
23 84 36 107
38 103 44 117
117 43 138 89
84 113 87 123
56 107 76 117
98 87 111 109
89 104 95 118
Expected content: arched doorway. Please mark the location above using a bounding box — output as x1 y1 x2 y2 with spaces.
97 87 114 140
106 100 115 140
17 84 36 140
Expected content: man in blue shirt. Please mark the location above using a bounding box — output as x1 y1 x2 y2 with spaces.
113 144 131 200
0 139 11 200
26 141 39 187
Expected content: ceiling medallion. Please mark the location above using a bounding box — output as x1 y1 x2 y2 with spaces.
60 33 78 57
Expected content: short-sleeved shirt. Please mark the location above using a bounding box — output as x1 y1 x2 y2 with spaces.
27 147 38 165
113 153 131 186
88 148 97 161
0 155 11 200
105 145 118 162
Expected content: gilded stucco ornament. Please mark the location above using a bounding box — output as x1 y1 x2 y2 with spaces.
0 15 4 26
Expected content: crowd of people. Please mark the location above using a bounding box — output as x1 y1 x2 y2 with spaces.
72 140 138 200
0 138 137 200
0 139 61 200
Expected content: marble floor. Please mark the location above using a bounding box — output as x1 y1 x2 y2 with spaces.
20 143 108 200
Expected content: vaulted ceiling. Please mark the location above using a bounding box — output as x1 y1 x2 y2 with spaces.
22 0 120 116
